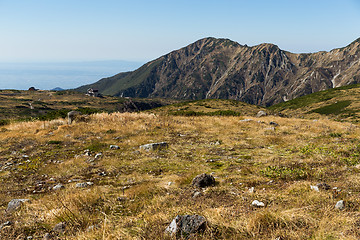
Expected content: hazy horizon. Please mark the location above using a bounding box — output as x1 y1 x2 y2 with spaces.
0 60 143 90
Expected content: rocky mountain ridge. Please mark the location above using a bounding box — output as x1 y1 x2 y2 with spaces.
77 37 360 106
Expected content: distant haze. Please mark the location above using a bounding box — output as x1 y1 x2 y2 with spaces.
0 60 143 90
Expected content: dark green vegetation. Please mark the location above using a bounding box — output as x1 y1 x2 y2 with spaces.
149 99 265 117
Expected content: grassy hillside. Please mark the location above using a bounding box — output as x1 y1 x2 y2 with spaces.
0 90 174 123
269 84 360 122
1 111 360 239
149 98 265 116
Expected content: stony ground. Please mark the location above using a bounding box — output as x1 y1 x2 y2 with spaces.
1 112 360 239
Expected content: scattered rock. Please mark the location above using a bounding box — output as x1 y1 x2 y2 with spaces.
310 185 319 192
117 196 127 202
317 182 331 190
75 182 93 188
251 200 265 207
248 187 255 193
192 173 216 188
192 191 202 198
43 233 52 240
139 142 168 151
256 110 267 118
165 215 207 238
94 153 103 159
110 145 120 150
269 121 279 127
7 199 30 212
52 184 65 190
265 127 276 131
53 222 66 234
240 119 253 122
335 200 345 210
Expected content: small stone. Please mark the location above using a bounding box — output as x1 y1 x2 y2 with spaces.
269 121 279 126
335 200 345 210
168 182 173 186
53 222 66 233
310 185 319 192
75 182 93 188
240 119 253 122
317 183 331 190
251 200 265 207
117 196 127 202
0 221 12 230
7 199 30 212
27 236 33 240
53 184 65 190
192 173 216 188
94 153 103 159
249 187 254 193
43 233 52 240
193 191 202 198
110 145 120 150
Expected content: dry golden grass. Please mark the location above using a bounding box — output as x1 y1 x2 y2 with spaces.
1 112 360 239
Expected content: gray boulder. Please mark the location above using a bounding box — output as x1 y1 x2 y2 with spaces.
139 142 168 151
67 111 81 125
192 173 215 188
7 199 30 212
256 110 267 118
165 215 207 238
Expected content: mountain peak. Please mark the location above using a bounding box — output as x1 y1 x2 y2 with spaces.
76 37 360 106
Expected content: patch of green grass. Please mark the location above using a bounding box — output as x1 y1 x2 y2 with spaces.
261 166 309 180
86 142 107 152
269 84 360 111
309 100 352 115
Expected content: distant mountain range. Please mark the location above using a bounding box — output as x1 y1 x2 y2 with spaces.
76 37 360 106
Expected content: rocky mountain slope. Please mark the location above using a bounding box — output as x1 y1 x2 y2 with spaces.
77 37 360 106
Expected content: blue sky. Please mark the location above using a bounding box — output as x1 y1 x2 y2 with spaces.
0 0 359 62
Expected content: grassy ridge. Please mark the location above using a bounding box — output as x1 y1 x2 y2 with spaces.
269 83 360 121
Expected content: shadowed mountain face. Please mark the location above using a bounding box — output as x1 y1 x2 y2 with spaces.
76 37 360 106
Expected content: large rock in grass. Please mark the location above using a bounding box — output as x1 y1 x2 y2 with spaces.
6 199 30 212
139 142 168 151
256 110 267 118
165 215 207 238
67 111 81 125
192 173 215 188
